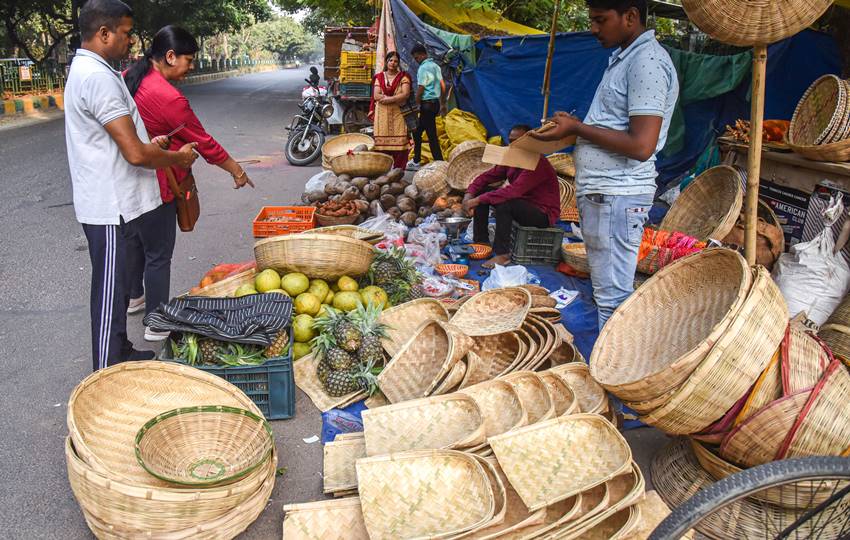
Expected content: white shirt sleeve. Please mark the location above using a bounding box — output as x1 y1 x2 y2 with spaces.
627 54 672 117
80 72 131 126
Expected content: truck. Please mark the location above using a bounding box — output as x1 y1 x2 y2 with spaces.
323 26 375 134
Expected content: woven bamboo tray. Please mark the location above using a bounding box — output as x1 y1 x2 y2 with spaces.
547 153 576 177
447 141 490 192
573 507 639 540
660 166 743 241
431 359 467 395
283 497 369 540
590 248 751 404
643 266 788 435
378 320 473 403
454 455 509 538
459 380 528 438
789 75 848 146
322 133 375 169
378 298 450 357
66 436 275 534
315 211 359 227
525 315 558 371
67 361 263 486
558 177 580 223
450 287 532 336
732 350 782 427
330 151 393 178
254 233 375 281
561 243 590 274
538 371 580 416
457 350 491 390
501 371 555 424
356 449 496 539
788 138 850 163
310 224 384 244
191 269 256 298
489 414 632 512
784 325 831 395
323 436 366 494
294 352 366 412
362 394 486 456
680 0 833 47
413 160 450 196
621 491 675 540
549 363 607 414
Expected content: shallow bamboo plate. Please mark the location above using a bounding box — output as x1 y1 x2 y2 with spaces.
378 298 450 357
283 497 369 540
501 371 555 424
549 363 607 414
459 379 528 438
451 287 532 336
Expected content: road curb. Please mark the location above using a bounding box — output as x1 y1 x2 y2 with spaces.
176 65 279 87
1 93 64 116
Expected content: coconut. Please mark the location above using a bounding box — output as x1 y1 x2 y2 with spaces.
387 168 404 182
396 196 416 214
418 206 432 218
379 194 396 209
353 200 369 214
373 175 391 186
404 184 419 200
306 190 328 203
351 177 369 190
370 200 382 216
387 207 402 220
401 211 417 227
324 183 337 195
362 183 381 200
418 189 437 206
387 182 405 195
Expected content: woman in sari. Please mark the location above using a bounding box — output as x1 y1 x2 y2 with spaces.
371 51 412 169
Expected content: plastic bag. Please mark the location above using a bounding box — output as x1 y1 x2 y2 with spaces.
772 194 850 325
443 108 487 147
405 233 442 267
361 207 408 243
482 264 532 290
305 170 336 193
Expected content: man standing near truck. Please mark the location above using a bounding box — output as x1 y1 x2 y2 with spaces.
407 44 446 171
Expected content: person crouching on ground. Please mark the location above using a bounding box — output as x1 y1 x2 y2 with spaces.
462 125 560 268
531 0 678 330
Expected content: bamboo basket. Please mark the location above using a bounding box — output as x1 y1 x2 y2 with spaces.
431 359 467 395
191 269 256 298
590 249 751 404
515 323 543 372
788 138 850 163
819 291 850 359
314 211 359 227
378 298 450 357
254 233 375 281
538 371 580 416
488 414 632 512
642 267 788 435
550 363 607 415
789 75 849 146
547 153 576 177
456 455 509 537
322 133 375 169
323 436 366 494
377 320 473 403
561 243 590 274
458 379 528 438
614 491 674 540
470 332 524 379
501 371 555 424
293 352 366 413
458 350 491 389
447 141 490 192
450 287 532 336
680 0 833 47
134 405 273 487
574 507 639 540
330 151 393 178
310 224 384 244
67 361 263 486
413 160 450 196
558 177 580 222
362 394 486 456
356 449 496 540
282 498 369 540
660 166 743 241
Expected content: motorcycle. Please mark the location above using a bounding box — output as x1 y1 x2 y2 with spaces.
285 70 334 166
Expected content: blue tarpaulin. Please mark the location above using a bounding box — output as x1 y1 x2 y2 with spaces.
457 29 842 189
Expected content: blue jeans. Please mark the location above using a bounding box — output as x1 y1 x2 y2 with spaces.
577 192 653 330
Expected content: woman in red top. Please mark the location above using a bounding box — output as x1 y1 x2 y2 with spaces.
123 25 254 341
370 52 412 169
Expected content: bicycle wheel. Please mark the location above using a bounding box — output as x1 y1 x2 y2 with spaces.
650 440 850 540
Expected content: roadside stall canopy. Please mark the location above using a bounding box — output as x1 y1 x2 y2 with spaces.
403 0 543 36
456 29 842 187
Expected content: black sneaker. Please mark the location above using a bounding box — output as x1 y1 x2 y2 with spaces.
124 348 156 361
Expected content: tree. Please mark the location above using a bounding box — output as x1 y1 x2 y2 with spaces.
0 0 74 64
228 16 319 61
127 0 273 40
273 0 376 34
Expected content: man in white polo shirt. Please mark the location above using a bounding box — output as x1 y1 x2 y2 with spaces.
65 0 198 371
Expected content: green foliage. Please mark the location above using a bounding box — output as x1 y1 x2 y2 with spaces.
236 16 318 61
0 0 74 63
128 0 273 41
273 0 376 34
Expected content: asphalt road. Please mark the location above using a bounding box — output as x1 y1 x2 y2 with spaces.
0 67 669 538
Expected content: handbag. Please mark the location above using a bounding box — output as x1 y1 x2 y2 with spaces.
164 167 200 232
399 92 420 131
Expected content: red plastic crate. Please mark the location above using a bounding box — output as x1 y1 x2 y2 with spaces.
253 206 316 237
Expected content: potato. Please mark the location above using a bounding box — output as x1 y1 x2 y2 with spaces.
401 211 417 227
332 181 349 194
387 168 404 182
387 182 405 195
374 175 391 186
418 189 436 206
396 196 416 213
324 182 337 195
387 207 402 220
362 183 381 201
379 194 397 209
404 184 419 200
380 184 390 196
337 174 351 183
340 186 360 202
370 200 382 216
306 190 328 203
353 199 370 214
351 176 369 190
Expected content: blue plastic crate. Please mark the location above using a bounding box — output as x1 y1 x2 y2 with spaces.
340 83 372 98
160 333 295 420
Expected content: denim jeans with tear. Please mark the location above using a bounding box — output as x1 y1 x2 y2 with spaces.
577 192 653 330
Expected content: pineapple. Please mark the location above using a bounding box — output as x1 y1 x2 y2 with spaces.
198 338 221 364
326 347 354 371
265 329 290 358
316 357 331 384
352 302 389 365
324 369 361 397
368 247 423 305
408 284 427 300
372 260 399 285
356 334 383 366
333 321 362 353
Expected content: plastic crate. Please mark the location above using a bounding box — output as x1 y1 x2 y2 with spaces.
160 335 295 420
340 51 375 68
339 65 373 85
339 83 372 98
510 222 565 265
253 206 316 238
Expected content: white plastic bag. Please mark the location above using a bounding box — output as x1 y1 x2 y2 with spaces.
772 194 850 325
304 170 336 193
361 207 408 242
482 264 531 290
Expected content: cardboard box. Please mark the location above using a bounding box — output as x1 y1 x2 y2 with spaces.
482 123 576 170
759 180 810 248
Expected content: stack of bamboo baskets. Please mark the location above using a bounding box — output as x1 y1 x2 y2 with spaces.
788 74 850 162
65 362 276 539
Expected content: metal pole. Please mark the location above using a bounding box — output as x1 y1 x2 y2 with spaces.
744 44 768 266
541 0 562 124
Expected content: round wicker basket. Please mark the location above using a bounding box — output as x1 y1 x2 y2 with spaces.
314 211 359 227
413 160 450 196
330 151 393 178
547 153 576 177
661 165 743 241
447 141 490 192
681 0 833 47
254 232 375 280
789 75 848 146
322 133 374 169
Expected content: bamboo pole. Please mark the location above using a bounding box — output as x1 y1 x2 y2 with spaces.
541 0 562 124
744 44 768 266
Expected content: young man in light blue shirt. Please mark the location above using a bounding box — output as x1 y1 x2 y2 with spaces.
407 44 446 170
533 0 678 329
